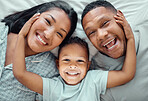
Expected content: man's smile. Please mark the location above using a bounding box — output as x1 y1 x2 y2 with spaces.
103 38 116 50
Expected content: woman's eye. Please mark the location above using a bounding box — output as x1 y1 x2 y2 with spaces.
57 32 63 38
101 21 109 27
45 19 51 25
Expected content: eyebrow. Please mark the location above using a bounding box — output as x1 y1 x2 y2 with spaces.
62 55 86 60
47 14 56 23
85 16 109 32
61 28 68 35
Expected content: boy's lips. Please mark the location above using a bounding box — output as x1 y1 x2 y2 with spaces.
66 72 80 75
65 70 80 76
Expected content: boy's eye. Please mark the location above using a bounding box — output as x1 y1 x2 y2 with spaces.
63 59 70 62
45 19 51 25
77 59 85 63
57 32 63 38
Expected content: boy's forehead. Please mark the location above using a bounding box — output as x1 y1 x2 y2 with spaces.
60 43 88 57
61 43 84 51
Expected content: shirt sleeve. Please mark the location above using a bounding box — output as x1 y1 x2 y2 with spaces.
42 77 50 101
90 70 108 95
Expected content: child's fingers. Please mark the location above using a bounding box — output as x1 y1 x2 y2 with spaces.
27 13 40 25
19 13 40 37
114 11 127 27
117 10 124 17
114 15 125 27
115 10 125 21
115 10 134 40
114 15 123 21
23 13 40 31
115 20 123 25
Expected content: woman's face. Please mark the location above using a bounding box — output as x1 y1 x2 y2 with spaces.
27 8 71 54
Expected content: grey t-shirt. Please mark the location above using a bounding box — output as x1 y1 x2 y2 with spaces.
92 16 148 101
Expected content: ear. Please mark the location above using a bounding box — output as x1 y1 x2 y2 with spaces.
56 59 59 69
87 61 91 71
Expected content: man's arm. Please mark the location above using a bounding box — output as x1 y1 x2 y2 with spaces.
13 13 43 95
107 10 136 88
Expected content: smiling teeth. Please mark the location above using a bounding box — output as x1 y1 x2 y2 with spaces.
67 72 79 75
108 45 115 49
103 38 115 47
37 35 46 45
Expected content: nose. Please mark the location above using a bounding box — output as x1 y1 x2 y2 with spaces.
69 62 77 69
97 29 108 40
44 27 55 39
69 66 76 69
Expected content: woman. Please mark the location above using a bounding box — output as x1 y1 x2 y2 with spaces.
0 1 77 101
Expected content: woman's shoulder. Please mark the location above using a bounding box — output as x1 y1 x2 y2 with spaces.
0 22 8 36
0 21 7 27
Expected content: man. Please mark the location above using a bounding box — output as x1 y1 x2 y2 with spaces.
81 1 148 101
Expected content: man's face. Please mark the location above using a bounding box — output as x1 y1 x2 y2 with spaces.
82 7 126 59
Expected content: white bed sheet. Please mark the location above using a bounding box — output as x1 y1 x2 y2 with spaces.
0 0 148 58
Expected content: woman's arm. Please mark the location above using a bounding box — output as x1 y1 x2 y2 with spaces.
13 13 43 95
107 10 136 88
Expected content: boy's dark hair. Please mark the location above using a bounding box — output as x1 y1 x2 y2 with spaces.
1 1 77 42
58 36 89 60
81 0 117 24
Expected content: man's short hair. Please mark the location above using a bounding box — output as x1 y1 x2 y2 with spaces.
81 0 117 23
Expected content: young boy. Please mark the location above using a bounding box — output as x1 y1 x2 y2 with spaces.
13 11 136 101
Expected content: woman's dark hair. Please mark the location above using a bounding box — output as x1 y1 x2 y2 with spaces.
81 0 117 24
58 36 89 60
1 1 77 41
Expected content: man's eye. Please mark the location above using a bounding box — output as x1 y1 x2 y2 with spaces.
101 21 109 27
45 19 51 25
88 31 96 36
57 32 63 38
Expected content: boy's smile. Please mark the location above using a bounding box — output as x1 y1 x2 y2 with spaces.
57 43 90 85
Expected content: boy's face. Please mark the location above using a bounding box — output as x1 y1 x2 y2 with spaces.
57 43 90 85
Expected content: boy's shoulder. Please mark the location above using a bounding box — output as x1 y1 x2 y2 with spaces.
85 70 108 82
